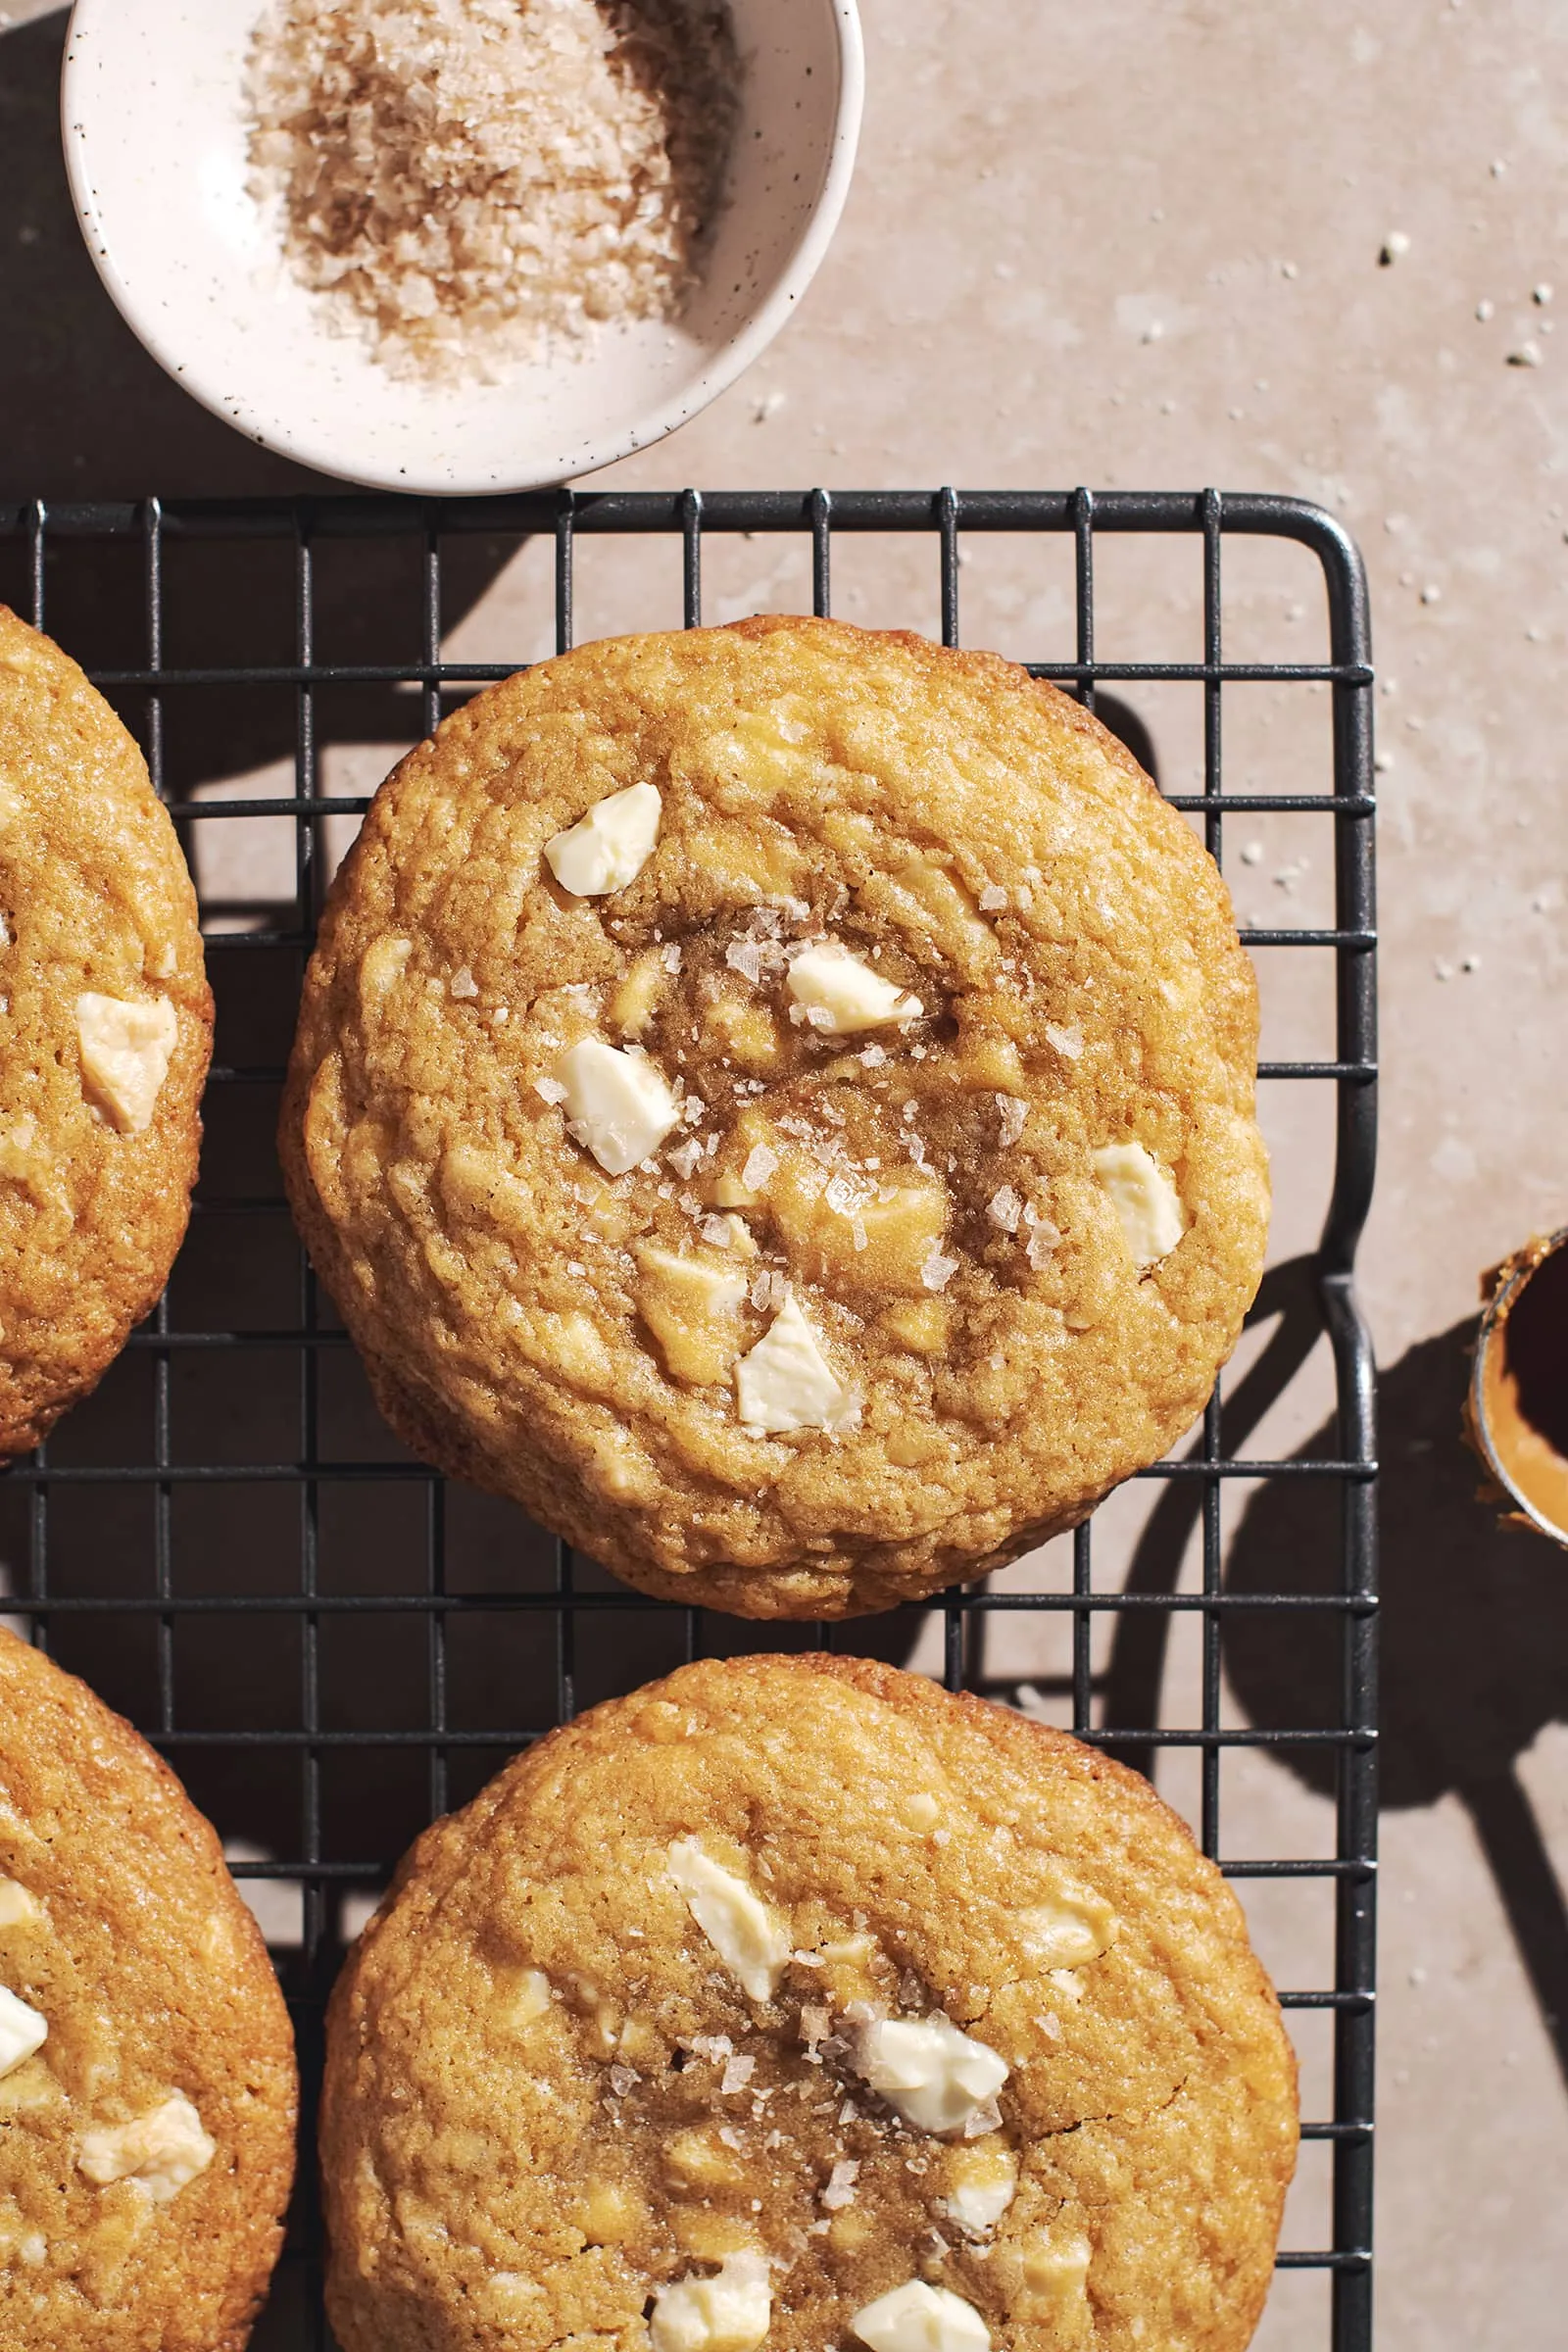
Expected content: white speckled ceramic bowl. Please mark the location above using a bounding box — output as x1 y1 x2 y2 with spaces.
62 0 862 493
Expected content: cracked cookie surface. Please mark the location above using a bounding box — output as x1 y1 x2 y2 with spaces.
320 1653 1298 2352
0 1631 297 2350
0 609 212 1457
281 616 1267 1616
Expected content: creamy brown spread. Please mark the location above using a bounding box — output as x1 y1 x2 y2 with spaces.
1482 1239 1568 1539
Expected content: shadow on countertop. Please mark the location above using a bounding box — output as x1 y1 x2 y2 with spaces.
0 8 324 507
0 7 521 795
1099 1251 1568 2089
1222 1308 1568 2086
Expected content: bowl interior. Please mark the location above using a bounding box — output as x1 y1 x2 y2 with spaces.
64 0 858 492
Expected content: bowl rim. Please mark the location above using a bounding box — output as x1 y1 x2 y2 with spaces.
1470 1220 1568 1545
60 0 865 494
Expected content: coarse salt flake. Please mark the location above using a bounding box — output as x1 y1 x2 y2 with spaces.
1024 1210 1060 1270
996 1095 1028 1147
245 0 739 379
988 1186 1022 1234
921 1244 959 1293
741 1144 779 1191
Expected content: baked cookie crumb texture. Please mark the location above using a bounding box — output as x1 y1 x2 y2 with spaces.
282 617 1267 1616
0 1631 297 2351
321 1654 1298 2352
0 609 212 1457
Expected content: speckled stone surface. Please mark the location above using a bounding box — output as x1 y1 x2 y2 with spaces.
5 2 1568 2345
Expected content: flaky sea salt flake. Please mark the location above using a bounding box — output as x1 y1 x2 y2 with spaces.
995 1095 1028 1147
921 1244 959 1293
742 1144 779 1191
821 2159 859 2210
988 1186 1022 1234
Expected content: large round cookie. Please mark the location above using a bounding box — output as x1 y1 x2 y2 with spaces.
282 617 1267 1616
0 1629 297 2348
321 1653 1298 2352
0 610 212 1456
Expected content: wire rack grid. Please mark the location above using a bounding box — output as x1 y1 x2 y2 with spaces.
0 486 1377 2351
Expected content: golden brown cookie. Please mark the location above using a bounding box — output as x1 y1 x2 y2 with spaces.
0 609 212 1456
0 1629 298 2349
320 1653 1298 2352
281 617 1267 1617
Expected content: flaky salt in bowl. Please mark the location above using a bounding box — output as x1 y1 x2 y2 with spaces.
63 0 862 491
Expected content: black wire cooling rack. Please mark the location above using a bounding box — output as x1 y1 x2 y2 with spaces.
0 488 1377 2352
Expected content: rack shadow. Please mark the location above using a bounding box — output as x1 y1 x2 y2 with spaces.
1223 1314 1568 2089
0 7 519 799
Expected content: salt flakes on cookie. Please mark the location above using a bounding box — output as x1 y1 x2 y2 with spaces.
283 618 1267 1618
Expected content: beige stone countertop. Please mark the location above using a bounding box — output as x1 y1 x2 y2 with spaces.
4 2 1568 2346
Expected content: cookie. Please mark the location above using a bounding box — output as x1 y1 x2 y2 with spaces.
281 617 1267 1617
0 610 212 1457
0 1629 297 2349
320 1652 1298 2352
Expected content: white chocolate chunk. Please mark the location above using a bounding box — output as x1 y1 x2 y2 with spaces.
556 1039 679 1176
0 1879 41 1931
667 1839 790 2000
1017 1888 1118 1967
0 1984 46 2079
499 1967 553 2029
650 2249 771 2352
76 994 177 1134
1092 1141 1185 1269
1010 2233 1092 2318
77 2094 215 2203
853 2280 991 2352
544 781 662 896
788 941 921 1033
852 2013 1008 2133
943 2145 1018 2235
734 1292 851 1434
